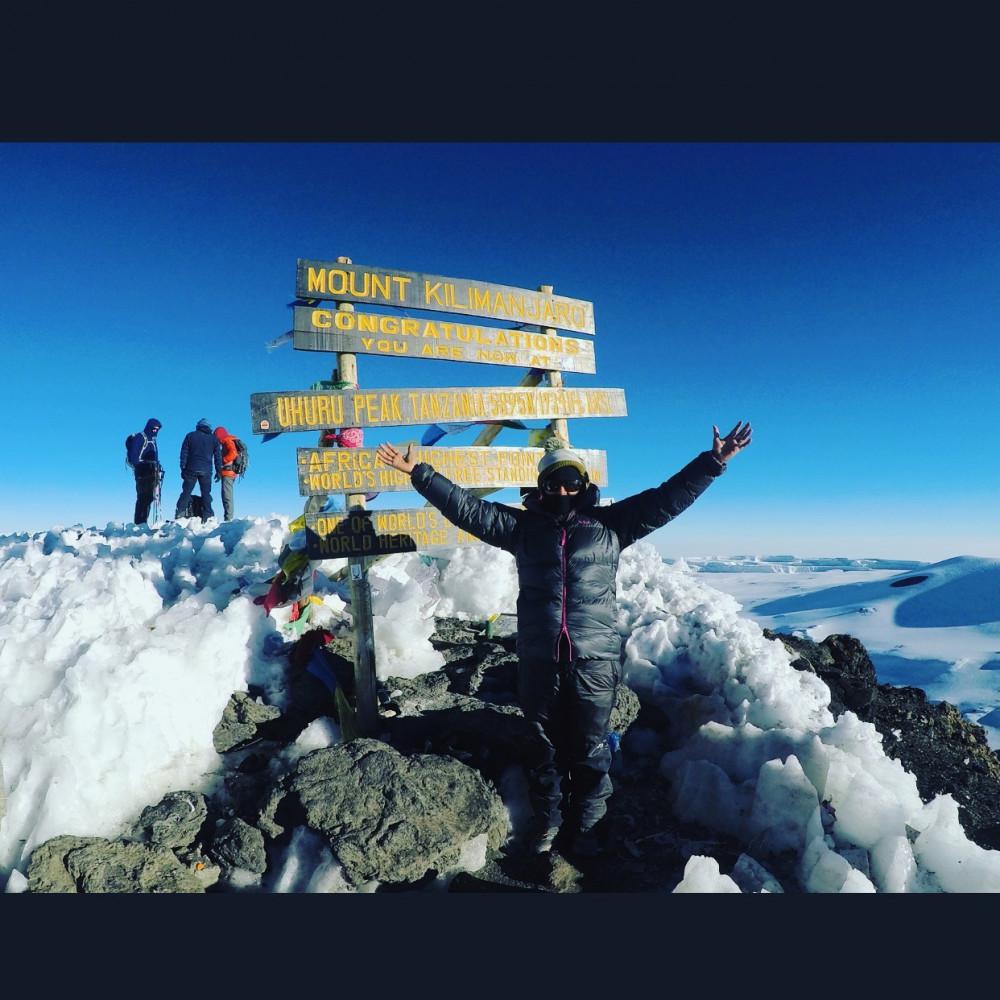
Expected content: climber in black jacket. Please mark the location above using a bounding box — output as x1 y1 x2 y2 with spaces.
376 421 752 858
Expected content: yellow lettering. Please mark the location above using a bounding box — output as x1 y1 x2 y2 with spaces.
358 313 378 334
424 281 444 306
382 316 399 334
312 309 332 329
307 268 327 293
370 273 391 300
328 269 349 296
392 275 411 301
348 271 370 298
402 319 419 336
334 311 353 331
423 322 440 339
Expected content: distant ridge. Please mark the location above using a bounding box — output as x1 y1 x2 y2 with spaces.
666 555 929 574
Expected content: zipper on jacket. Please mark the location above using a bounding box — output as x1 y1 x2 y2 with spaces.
555 527 573 662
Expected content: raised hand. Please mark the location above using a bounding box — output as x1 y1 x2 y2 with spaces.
712 421 752 463
376 441 416 474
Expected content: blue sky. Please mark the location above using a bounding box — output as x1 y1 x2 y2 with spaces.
1 143 997 560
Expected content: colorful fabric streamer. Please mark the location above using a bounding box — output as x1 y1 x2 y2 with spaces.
421 419 530 447
264 331 293 351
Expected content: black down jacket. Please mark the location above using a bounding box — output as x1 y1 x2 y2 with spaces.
180 421 223 477
410 450 726 662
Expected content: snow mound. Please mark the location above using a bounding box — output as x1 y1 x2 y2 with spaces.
617 542 1000 892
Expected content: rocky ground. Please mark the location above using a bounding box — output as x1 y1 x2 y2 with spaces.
19 617 1000 892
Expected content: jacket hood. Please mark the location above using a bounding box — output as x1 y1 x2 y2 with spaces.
196 419 212 432
144 418 161 434
214 426 231 441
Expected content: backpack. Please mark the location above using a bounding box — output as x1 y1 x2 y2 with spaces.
178 494 205 519
231 438 249 478
125 433 141 470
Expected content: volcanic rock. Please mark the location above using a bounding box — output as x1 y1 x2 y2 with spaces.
209 817 267 874
125 790 208 849
260 738 508 886
213 691 282 752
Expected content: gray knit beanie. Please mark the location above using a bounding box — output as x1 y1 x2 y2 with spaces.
537 437 587 483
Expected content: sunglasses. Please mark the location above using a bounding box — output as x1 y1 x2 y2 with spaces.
541 477 584 495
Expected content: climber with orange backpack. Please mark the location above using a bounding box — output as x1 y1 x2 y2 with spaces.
214 425 248 522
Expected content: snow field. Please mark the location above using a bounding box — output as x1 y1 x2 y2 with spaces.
2 520 999 892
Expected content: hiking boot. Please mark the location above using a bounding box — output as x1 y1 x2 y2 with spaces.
524 824 561 855
568 827 603 859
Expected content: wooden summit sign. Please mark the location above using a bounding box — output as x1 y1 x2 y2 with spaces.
305 509 484 559
296 260 596 336
297 446 609 495
293 307 596 374
251 386 627 434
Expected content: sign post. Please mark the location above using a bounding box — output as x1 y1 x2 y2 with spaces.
540 283 569 447
328 257 378 738
254 257 624 746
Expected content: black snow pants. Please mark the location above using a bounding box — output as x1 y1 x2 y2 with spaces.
176 472 214 520
134 468 158 525
518 656 619 835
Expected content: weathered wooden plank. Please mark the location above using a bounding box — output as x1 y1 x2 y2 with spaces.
296 446 608 495
292 307 596 374
250 386 627 434
305 509 486 559
295 260 596 335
